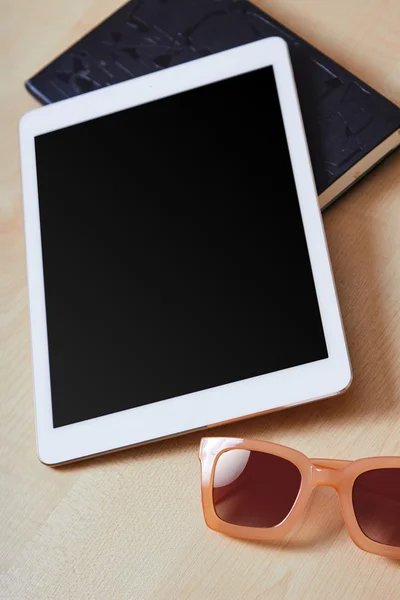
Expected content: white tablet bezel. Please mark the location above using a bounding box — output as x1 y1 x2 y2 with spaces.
19 38 351 465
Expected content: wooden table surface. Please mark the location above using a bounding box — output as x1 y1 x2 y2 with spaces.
1 1 400 598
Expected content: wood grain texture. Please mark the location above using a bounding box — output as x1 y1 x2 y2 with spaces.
1 1 400 598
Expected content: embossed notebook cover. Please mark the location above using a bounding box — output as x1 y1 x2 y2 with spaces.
26 0 400 205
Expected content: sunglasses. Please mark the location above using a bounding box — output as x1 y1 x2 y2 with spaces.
199 437 400 558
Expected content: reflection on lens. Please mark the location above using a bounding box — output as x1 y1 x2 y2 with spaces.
213 449 301 527
352 468 400 547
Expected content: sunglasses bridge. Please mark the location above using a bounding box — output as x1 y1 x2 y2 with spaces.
311 458 351 489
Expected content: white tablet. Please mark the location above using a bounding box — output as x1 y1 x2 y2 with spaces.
19 38 351 465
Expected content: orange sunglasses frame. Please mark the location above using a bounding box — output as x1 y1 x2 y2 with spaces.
199 437 400 559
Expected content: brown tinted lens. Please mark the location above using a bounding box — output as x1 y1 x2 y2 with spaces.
352 468 400 547
212 449 301 527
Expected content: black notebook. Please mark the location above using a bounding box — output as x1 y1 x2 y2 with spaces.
26 0 400 208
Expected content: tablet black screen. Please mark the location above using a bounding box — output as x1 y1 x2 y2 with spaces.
35 65 328 428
